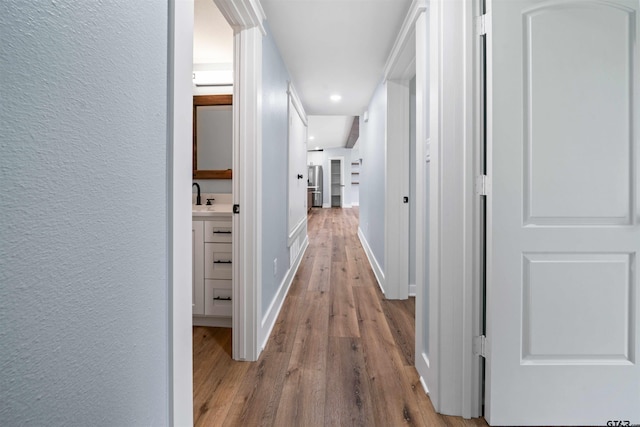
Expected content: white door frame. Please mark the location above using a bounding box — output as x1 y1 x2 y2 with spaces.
168 0 195 424
385 80 411 300
383 0 425 303
383 0 482 418
169 0 265 424
216 0 266 362
426 0 482 417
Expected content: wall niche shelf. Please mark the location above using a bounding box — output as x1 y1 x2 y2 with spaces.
351 160 361 187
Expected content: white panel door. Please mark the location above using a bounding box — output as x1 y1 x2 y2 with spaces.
288 94 308 239
485 0 639 425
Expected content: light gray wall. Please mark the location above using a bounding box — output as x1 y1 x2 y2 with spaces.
262 23 291 314
359 82 387 269
0 2 169 426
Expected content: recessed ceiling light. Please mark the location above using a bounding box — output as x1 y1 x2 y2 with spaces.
330 94 342 102
309 136 315 140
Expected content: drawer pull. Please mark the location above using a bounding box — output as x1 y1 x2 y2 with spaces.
213 231 232 234
213 296 232 301
214 260 232 264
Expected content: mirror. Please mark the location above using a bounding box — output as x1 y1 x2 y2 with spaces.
193 94 233 179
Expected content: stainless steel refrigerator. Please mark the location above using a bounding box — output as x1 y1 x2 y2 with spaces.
308 165 323 207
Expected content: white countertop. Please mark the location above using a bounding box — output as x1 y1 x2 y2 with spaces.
191 193 233 218
192 203 233 218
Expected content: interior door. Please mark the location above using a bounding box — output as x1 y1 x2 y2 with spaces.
288 94 308 239
485 0 639 425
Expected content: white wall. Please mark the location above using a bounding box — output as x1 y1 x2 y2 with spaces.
308 148 358 208
0 2 170 425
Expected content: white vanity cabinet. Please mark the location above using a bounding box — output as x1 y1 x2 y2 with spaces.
192 221 205 315
192 214 233 327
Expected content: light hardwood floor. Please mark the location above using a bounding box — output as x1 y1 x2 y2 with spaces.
193 207 489 427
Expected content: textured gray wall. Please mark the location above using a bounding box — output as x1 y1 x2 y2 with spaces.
359 82 387 269
0 1 170 425
261 24 291 314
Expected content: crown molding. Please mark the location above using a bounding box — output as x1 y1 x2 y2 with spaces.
214 0 266 35
383 0 427 81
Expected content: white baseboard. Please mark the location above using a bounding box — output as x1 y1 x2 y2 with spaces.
259 235 309 351
322 203 331 208
419 373 429 395
409 283 416 297
357 227 386 295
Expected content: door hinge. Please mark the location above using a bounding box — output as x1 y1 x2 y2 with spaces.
473 335 487 358
233 204 240 214
476 175 489 196
477 14 489 36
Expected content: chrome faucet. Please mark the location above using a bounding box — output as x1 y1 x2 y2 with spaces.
192 182 201 205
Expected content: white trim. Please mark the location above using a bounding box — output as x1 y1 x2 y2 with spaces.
463 0 484 418
421 0 480 417
414 9 433 407
384 80 410 300
232 24 262 362
287 82 308 126
287 216 306 247
357 227 386 295
419 371 430 394
214 0 266 35
322 203 331 209
384 0 428 81
409 283 416 296
168 0 194 425
259 235 309 351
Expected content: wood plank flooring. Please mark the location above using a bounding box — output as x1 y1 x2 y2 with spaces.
193 207 489 427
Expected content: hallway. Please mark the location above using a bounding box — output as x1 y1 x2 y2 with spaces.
193 208 488 426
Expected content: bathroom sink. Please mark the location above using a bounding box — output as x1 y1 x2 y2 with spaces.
192 205 216 212
192 204 233 216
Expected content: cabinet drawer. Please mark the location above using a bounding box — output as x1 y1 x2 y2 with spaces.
205 243 232 279
204 279 232 317
204 219 232 243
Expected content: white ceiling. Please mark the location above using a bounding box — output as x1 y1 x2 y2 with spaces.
194 0 411 149
261 0 411 116
307 116 355 150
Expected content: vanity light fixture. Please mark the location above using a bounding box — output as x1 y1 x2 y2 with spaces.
193 69 233 87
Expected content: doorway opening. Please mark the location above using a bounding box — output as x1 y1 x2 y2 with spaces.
329 157 345 208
